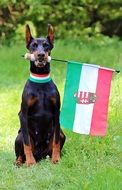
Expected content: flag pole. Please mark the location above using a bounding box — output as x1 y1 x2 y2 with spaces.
51 58 120 73
52 58 68 63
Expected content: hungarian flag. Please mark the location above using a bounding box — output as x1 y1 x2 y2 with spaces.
61 61 114 136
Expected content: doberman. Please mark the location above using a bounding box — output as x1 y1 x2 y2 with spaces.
15 24 66 167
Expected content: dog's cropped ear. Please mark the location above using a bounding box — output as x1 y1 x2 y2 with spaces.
25 24 33 45
47 24 54 44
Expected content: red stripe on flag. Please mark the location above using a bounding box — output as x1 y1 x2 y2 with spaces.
90 68 113 136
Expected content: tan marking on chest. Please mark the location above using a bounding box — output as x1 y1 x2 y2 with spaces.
27 97 38 107
50 96 57 105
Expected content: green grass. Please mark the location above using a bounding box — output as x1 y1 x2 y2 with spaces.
0 37 122 190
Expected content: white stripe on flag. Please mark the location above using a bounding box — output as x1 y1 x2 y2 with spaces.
73 64 99 134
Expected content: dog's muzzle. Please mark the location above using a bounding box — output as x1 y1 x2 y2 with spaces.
24 53 51 67
34 59 47 67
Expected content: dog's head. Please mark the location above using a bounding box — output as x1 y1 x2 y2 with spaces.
25 24 54 68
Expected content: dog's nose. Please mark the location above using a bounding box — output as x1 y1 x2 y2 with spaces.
38 53 45 58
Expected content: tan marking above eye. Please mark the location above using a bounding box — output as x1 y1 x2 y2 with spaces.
43 41 47 45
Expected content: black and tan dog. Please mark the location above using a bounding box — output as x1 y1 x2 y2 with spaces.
15 24 65 167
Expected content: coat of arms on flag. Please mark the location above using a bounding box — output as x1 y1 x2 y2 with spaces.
74 91 97 104
61 61 115 136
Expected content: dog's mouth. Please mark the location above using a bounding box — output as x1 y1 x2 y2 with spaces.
34 59 47 68
33 53 49 68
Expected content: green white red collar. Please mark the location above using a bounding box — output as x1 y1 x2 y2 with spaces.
29 72 51 83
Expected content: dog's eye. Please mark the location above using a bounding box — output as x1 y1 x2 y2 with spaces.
32 42 38 48
43 42 49 51
43 42 48 47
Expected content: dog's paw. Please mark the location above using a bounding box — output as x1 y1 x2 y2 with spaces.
14 156 23 167
26 156 36 167
14 161 23 168
51 143 60 164
51 153 60 164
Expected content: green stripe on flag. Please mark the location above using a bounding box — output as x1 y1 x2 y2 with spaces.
61 61 83 130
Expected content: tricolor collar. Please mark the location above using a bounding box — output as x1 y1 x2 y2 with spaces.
29 72 51 83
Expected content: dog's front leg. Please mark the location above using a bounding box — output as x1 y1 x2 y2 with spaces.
19 104 36 167
52 109 61 164
23 144 36 167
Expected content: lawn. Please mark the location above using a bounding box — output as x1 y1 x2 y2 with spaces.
0 37 122 190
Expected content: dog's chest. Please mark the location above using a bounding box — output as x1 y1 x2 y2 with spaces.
25 80 58 123
25 82 57 141
29 91 53 116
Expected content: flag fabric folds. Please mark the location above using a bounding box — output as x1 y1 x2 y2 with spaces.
60 61 114 136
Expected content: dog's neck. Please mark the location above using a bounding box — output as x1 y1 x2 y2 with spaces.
30 61 50 74
29 62 51 83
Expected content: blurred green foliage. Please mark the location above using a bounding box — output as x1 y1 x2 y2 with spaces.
0 0 122 43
